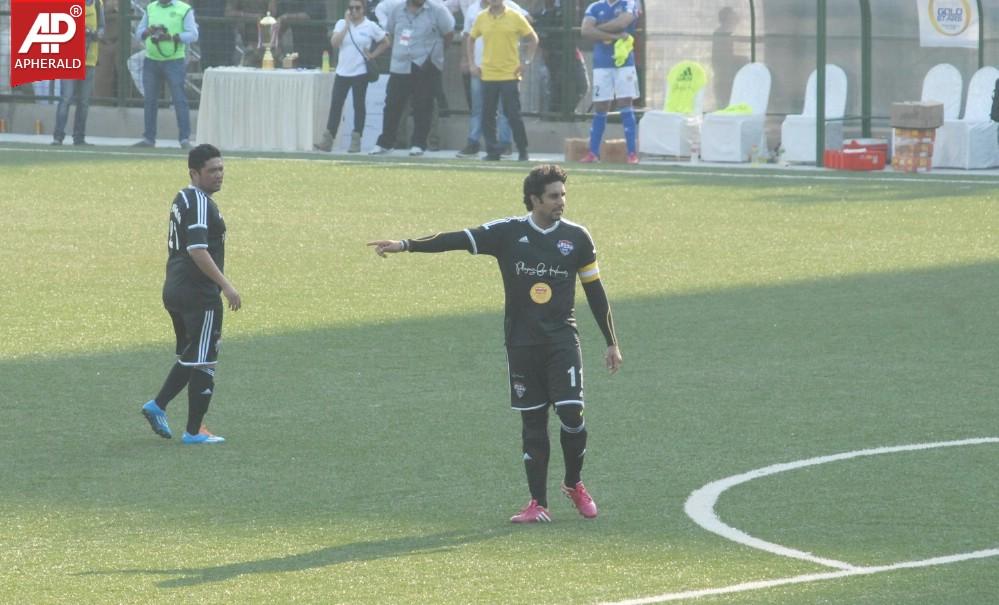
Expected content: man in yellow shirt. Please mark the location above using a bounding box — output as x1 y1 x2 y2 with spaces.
467 0 537 161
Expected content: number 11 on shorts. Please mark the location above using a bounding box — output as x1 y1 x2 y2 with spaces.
567 365 581 387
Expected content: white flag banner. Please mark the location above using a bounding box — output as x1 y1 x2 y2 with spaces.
918 0 979 48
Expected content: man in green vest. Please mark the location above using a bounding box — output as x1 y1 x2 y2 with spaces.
133 0 199 148
51 0 104 146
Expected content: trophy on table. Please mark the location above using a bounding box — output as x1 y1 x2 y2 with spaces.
258 12 277 70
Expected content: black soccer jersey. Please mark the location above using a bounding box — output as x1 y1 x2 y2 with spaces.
465 214 600 347
163 187 226 310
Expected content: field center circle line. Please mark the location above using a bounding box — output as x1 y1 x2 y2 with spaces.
598 437 999 605
685 437 999 570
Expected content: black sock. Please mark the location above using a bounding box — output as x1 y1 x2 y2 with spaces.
154 362 192 409
558 407 587 488
186 368 214 435
521 409 550 507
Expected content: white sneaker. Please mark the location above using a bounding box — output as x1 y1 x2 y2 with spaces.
368 145 390 155
409 146 424 156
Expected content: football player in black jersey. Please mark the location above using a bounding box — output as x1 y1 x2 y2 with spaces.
369 164 621 522
140 144 242 445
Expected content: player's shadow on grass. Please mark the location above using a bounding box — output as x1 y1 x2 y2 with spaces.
80 528 512 588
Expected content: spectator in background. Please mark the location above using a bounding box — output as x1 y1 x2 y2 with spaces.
455 0 528 159
711 6 745 108
226 0 274 65
133 0 199 149
52 0 104 146
195 0 236 67
93 0 120 98
467 0 537 161
579 0 640 164
374 0 451 152
535 0 588 114
276 0 328 68
315 0 390 153
368 0 454 156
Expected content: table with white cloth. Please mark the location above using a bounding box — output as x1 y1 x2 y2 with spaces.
197 67 336 152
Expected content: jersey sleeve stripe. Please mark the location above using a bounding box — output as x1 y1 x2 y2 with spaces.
193 190 208 229
463 228 478 254
186 243 209 250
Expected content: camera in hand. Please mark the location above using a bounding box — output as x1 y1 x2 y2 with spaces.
148 24 172 42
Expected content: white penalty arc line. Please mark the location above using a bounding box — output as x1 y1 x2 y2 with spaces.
602 437 999 605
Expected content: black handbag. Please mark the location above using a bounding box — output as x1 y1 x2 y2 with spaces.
346 24 379 83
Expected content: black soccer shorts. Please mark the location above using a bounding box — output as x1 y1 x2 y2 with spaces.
506 340 584 411
168 305 224 366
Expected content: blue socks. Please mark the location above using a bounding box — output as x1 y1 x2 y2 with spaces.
621 106 637 154
589 112 607 157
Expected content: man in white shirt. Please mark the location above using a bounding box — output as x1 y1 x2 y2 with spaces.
369 0 454 156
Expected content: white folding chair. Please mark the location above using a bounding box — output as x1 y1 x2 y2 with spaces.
780 65 848 163
638 61 708 157
932 65 999 169
700 63 771 162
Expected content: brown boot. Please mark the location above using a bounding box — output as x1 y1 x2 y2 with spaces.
348 131 362 153
315 130 334 152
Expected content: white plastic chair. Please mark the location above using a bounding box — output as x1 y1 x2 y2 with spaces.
932 65 999 169
700 62 771 162
922 63 963 120
780 64 848 163
639 61 708 157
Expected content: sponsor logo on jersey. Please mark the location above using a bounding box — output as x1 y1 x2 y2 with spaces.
515 261 569 279
518 236 529 244
513 381 527 398
529 282 552 304
557 239 574 256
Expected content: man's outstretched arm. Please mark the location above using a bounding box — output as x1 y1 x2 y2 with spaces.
368 231 474 257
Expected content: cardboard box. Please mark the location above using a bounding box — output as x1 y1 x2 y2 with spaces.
892 154 932 173
893 127 937 141
563 138 629 163
894 142 934 157
564 138 589 162
600 139 628 163
890 102 944 129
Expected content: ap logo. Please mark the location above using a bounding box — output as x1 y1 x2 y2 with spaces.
9 0 86 87
18 10 79 54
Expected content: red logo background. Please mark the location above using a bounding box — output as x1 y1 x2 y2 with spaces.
10 0 86 87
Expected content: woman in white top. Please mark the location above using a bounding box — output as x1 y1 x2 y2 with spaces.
316 0 390 153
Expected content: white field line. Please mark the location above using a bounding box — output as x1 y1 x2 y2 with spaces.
685 437 999 569
601 547 999 605
3 144 999 186
602 437 999 605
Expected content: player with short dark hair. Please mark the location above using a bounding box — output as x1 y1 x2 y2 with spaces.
369 164 622 522
140 143 242 444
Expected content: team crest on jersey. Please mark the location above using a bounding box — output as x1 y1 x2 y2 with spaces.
513 381 527 398
557 239 574 256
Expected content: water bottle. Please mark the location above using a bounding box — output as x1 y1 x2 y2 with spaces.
321 50 330 73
